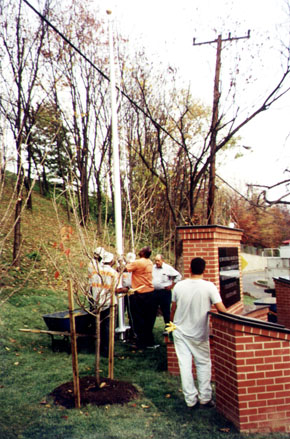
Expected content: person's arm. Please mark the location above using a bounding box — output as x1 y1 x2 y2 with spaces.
214 301 227 313
165 266 181 290
165 281 175 290
170 301 177 322
126 260 137 273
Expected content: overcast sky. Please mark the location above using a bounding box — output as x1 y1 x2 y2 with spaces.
96 0 290 202
26 0 290 202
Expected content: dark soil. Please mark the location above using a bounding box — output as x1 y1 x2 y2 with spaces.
50 376 139 409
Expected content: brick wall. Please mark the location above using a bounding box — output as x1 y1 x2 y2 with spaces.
165 304 270 378
243 306 270 322
274 277 290 329
211 312 290 433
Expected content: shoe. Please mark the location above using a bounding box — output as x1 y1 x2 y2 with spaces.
146 344 160 349
187 400 199 409
200 399 215 408
129 343 144 350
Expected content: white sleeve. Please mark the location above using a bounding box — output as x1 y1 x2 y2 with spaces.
166 264 182 282
209 283 222 304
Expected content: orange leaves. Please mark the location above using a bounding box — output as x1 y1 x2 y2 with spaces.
60 226 73 242
52 226 73 259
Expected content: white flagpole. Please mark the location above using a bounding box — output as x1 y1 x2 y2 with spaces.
106 9 128 338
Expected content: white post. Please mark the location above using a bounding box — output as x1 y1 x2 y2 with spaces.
107 9 128 338
107 9 123 256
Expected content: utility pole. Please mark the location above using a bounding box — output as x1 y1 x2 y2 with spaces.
193 31 250 224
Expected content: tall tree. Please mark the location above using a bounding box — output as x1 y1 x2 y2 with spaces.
0 0 48 265
43 0 111 227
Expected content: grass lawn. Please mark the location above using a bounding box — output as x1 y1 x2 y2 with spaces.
0 287 288 439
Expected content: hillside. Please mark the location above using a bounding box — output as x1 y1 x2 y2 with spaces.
0 176 107 299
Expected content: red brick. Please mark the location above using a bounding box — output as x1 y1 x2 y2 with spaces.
256 364 274 372
239 394 257 402
255 349 274 357
247 372 265 380
246 357 264 365
256 378 274 386
248 414 267 422
240 408 258 417
265 341 283 348
273 348 290 355
267 398 285 406
235 336 254 343
237 380 256 388
236 351 255 359
266 384 284 392
274 362 290 369
276 391 290 398
245 343 264 350
257 392 275 400
267 412 288 421
248 400 268 408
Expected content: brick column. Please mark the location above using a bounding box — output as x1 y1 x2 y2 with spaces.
274 277 290 329
177 225 244 314
211 312 290 433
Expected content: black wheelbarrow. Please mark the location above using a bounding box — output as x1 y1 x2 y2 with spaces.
42 309 95 334
42 309 96 351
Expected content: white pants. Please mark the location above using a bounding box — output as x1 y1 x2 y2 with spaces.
173 330 212 406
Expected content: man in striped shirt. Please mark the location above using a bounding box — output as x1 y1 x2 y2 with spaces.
88 250 118 357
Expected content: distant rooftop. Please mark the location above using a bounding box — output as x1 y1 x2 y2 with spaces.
282 240 290 245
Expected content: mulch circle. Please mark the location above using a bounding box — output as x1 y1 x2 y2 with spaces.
49 376 139 409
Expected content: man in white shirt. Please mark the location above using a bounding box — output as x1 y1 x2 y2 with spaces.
171 257 227 409
152 254 182 331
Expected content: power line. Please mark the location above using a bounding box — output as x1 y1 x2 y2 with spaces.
22 0 257 208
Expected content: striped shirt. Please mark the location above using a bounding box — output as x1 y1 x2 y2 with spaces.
88 260 118 310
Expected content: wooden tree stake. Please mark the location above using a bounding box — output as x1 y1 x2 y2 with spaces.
108 298 116 379
67 279 81 408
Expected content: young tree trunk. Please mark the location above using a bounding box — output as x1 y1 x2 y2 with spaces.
12 195 22 267
95 313 101 385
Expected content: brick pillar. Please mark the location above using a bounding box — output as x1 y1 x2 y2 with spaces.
177 225 244 314
211 312 290 433
165 335 215 380
274 277 290 329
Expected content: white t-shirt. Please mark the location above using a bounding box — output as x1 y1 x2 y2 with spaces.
172 278 222 341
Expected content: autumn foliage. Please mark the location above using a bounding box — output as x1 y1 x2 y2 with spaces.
231 195 290 248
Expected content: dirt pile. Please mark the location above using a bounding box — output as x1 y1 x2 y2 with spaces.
50 376 139 409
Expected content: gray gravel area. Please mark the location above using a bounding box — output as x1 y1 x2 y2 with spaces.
242 270 270 299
